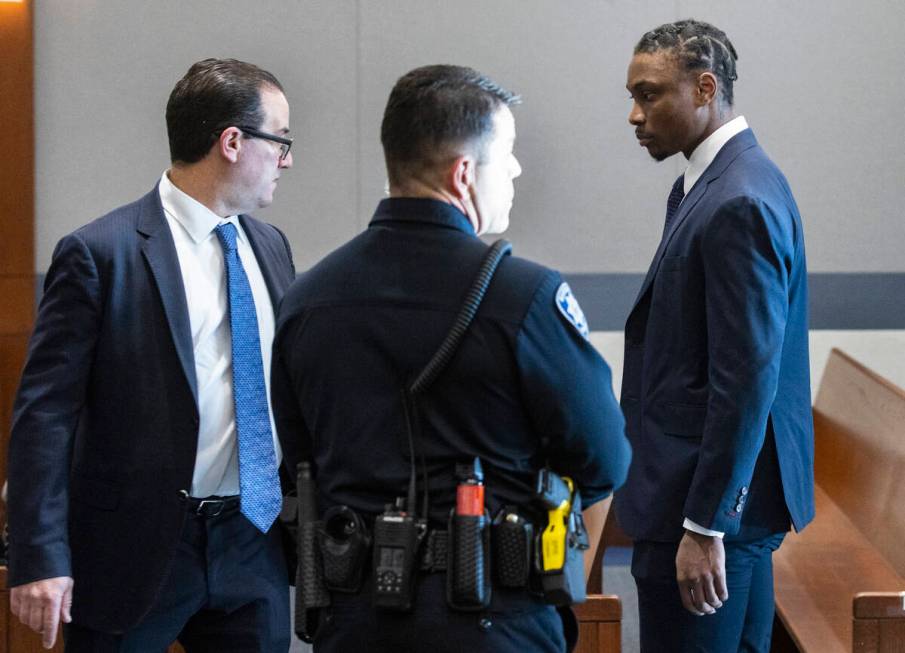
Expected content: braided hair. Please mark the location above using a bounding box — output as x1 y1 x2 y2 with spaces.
635 19 739 105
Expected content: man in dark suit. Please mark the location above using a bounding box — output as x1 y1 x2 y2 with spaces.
613 20 815 652
7 59 296 651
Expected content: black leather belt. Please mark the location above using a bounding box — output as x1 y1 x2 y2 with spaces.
179 490 241 517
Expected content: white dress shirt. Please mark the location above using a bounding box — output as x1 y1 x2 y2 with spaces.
682 115 748 196
679 116 748 538
159 171 282 498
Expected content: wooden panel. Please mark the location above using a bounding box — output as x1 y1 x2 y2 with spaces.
579 495 623 652
854 619 881 653
0 0 34 277
1 334 30 528
577 621 599 653
602 503 632 549
585 496 611 594
576 621 621 653
774 486 905 653
853 594 905 653
877 620 905 652
0 0 34 579
855 593 905 620
596 622 620 653
0 335 29 422
573 594 622 622
575 595 621 652
813 349 905 579
0 278 34 336
1 569 8 653
0 218 32 279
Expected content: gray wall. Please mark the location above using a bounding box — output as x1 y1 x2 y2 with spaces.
35 1 905 275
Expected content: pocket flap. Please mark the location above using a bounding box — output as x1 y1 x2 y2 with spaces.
661 402 707 438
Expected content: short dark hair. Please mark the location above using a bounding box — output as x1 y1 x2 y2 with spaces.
635 19 739 105
165 58 284 164
380 65 520 186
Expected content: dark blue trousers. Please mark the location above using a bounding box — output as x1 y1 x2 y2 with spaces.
313 572 568 652
64 506 290 652
632 533 785 653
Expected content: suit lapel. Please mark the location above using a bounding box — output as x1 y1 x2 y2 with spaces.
137 186 199 402
240 215 287 312
628 129 760 314
630 181 708 310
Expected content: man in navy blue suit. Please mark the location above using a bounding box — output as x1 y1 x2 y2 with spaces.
613 20 815 652
7 59 296 651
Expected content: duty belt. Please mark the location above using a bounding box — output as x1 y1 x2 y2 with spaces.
419 529 449 572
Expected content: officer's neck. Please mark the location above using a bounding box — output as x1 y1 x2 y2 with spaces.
388 178 476 230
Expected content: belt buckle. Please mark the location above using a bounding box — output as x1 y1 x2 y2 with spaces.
196 498 225 517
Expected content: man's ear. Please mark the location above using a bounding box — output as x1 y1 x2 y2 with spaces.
218 126 243 163
696 72 718 106
447 154 476 203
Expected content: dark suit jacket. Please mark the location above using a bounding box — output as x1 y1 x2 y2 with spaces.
6 184 295 633
614 129 815 543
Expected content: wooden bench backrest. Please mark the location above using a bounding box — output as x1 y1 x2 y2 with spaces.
813 348 905 578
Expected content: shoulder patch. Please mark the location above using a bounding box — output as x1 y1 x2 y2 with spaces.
555 282 590 341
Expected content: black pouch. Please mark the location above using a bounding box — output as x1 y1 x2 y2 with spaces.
492 506 533 589
446 507 492 610
319 505 371 593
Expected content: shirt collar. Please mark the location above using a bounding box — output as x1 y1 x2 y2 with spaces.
369 197 476 236
158 171 241 244
683 115 748 194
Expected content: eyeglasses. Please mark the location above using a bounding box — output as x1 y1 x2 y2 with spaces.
237 125 293 161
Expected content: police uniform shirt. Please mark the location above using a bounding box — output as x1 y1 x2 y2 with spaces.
272 198 629 527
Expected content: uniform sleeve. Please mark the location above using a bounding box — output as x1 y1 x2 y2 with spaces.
684 195 795 535
515 272 631 507
7 233 102 586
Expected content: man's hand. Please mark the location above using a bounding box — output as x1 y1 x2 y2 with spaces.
676 530 728 616
10 576 74 649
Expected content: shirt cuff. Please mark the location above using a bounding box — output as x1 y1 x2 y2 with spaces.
683 518 725 538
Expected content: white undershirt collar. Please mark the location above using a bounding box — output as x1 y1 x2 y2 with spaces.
683 115 748 195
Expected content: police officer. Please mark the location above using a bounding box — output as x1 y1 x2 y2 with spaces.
272 64 631 652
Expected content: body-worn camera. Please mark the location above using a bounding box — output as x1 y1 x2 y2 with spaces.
320 505 371 593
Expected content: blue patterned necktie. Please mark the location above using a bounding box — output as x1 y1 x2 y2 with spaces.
663 174 686 233
215 222 282 533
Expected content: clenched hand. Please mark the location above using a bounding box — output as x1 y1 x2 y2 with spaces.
10 576 74 649
676 531 728 616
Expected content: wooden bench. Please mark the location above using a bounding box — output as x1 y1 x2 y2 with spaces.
772 348 905 652
575 496 623 652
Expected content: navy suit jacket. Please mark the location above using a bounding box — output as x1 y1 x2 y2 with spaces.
614 129 815 542
6 185 295 632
